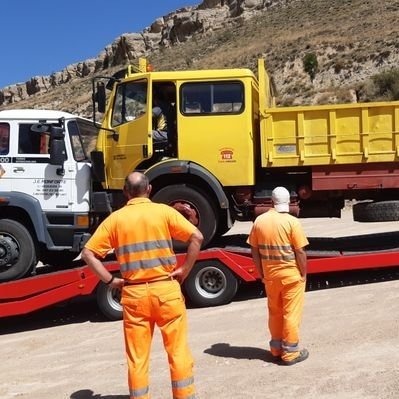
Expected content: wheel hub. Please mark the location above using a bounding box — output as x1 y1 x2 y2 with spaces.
203 272 222 291
195 266 227 298
0 236 19 268
171 202 199 225
107 287 122 312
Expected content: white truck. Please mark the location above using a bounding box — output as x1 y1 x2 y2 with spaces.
0 109 105 282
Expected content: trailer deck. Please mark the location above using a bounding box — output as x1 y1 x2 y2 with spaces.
1 231 398 319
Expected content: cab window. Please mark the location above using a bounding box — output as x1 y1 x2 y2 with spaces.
181 81 244 115
0 123 10 155
111 80 147 127
68 120 88 162
18 124 50 155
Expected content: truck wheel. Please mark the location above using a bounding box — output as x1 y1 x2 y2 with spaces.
152 185 217 247
183 261 238 307
353 201 399 222
96 279 123 320
0 219 36 282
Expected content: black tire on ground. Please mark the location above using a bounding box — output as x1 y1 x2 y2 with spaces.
152 184 218 248
40 251 80 267
353 201 399 222
0 219 36 282
96 279 123 320
183 261 238 307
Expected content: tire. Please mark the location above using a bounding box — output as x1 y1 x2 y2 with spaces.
40 251 80 267
353 201 399 222
183 261 238 307
152 184 218 248
0 219 36 282
96 279 123 320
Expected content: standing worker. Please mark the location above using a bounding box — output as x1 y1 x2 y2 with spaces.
81 172 203 398
247 186 309 365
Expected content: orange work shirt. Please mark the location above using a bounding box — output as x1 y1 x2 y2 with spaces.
247 209 309 282
85 197 196 283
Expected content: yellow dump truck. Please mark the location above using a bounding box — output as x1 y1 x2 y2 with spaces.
92 59 399 246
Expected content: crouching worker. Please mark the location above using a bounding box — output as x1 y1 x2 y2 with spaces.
247 186 309 366
82 171 203 398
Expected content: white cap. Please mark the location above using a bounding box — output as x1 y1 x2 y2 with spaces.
272 186 290 213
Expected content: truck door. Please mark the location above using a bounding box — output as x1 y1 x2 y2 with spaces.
11 122 73 212
105 76 152 188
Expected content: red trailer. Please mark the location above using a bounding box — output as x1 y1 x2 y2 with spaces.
1 232 398 320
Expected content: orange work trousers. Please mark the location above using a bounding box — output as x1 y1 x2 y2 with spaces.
120 279 195 399
264 277 306 362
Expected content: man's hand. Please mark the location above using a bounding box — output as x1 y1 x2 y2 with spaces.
169 264 190 284
108 276 125 289
82 248 124 289
169 229 203 284
294 247 307 278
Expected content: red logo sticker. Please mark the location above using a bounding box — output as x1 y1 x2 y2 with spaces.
219 148 236 162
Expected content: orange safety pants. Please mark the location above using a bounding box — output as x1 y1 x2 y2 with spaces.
264 278 306 362
121 279 195 399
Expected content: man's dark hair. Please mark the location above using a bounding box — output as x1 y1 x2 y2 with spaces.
124 172 149 197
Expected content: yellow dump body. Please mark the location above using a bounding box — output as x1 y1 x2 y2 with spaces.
261 101 399 167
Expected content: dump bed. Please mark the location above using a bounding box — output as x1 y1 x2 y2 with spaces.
257 61 399 167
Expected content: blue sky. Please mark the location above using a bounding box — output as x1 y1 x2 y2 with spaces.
0 0 199 88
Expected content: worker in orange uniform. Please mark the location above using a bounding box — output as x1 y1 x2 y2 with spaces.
81 172 203 398
247 186 309 365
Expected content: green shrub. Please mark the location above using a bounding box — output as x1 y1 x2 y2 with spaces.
303 53 319 81
371 69 399 100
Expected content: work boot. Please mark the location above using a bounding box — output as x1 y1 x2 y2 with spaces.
280 348 309 366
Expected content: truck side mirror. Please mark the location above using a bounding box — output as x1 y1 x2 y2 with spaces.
49 126 66 174
95 82 106 113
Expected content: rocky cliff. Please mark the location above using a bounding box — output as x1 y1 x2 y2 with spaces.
0 0 281 106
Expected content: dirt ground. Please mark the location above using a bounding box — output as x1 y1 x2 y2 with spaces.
1 210 399 399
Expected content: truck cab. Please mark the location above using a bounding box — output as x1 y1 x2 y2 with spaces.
0 109 95 282
93 61 267 246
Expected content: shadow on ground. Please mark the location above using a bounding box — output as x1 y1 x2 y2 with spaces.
0 297 112 335
204 342 277 363
70 390 128 399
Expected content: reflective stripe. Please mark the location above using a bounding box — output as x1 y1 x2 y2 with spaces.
116 239 173 256
173 395 196 399
282 342 299 352
259 242 295 262
260 253 296 261
270 339 282 349
120 255 177 272
172 376 194 388
130 386 149 397
259 244 293 251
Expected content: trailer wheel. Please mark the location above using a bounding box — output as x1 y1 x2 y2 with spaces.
353 201 399 222
152 185 217 248
96 279 123 321
183 261 238 307
0 219 36 282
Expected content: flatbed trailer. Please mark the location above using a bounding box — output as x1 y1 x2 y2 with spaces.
1 231 399 320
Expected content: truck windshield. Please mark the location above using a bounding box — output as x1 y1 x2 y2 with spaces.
67 120 88 162
111 80 147 127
